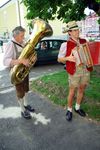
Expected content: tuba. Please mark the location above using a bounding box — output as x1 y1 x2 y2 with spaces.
10 18 53 85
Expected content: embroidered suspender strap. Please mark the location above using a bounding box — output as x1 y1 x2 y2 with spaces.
11 40 23 48
11 40 22 59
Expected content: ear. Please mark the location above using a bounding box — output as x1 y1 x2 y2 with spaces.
68 31 71 36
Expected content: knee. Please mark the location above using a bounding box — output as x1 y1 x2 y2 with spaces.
17 92 25 99
16 91 25 99
78 85 86 93
69 88 75 97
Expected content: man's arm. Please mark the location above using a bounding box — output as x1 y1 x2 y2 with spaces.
3 42 29 67
57 42 67 64
10 58 29 67
58 42 76 64
3 42 14 67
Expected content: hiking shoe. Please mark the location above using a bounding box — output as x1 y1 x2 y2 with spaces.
24 105 35 112
21 110 31 119
66 110 73 121
74 108 86 117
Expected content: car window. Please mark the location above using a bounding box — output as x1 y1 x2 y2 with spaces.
35 41 48 50
35 40 65 51
35 43 40 49
49 40 64 50
40 41 47 50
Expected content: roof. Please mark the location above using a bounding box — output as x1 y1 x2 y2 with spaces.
42 35 68 41
0 0 11 8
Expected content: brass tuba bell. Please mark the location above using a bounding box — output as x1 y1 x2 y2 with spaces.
10 18 53 85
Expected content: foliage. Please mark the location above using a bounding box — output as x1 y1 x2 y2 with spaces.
96 0 100 2
21 0 100 23
98 18 100 24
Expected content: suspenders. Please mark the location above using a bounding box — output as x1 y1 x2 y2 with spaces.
11 40 23 58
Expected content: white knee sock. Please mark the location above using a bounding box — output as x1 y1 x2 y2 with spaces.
24 93 28 107
18 98 25 112
67 107 72 112
75 103 80 110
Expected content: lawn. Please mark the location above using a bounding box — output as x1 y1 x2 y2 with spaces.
31 69 100 122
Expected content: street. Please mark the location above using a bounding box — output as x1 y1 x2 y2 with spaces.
0 51 100 150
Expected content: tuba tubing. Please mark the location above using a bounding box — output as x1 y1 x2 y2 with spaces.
10 18 53 85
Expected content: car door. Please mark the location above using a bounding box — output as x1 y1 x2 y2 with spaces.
48 40 65 63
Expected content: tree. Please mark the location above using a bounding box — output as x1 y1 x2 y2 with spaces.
21 0 100 23
86 0 100 14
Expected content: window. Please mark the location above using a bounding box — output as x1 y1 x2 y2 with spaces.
49 40 63 50
40 41 47 50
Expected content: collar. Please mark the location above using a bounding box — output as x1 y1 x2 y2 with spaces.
69 37 80 45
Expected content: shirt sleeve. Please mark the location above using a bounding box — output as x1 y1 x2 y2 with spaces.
3 42 15 67
58 42 67 58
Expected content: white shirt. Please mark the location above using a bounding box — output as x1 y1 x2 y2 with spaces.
3 38 24 67
58 42 67 58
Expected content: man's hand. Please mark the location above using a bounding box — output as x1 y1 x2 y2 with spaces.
19 58 30 67
67 53 76 62
58 53 76 64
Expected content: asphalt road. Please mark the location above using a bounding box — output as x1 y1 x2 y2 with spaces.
0 52 100 150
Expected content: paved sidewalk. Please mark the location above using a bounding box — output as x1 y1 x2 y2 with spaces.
0 52 100 150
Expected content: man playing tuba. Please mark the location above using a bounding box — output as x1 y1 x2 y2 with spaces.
3 26 35 119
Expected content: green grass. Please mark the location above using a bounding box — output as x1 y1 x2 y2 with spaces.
31 70 100 122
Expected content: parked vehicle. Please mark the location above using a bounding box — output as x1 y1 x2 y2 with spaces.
35 36 67 65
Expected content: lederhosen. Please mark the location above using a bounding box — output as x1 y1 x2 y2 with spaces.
12 41 29 98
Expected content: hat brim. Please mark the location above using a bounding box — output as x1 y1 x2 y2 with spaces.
62 27 80 33
68 27 80 31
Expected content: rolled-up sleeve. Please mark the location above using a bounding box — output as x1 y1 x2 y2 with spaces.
58 42 67 58
3 42 14 67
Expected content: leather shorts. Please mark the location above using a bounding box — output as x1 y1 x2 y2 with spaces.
68 66 90 88
15 75 29 98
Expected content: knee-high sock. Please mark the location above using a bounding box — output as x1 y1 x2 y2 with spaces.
67 107 72 112
18 98 25 112
24 93 28 107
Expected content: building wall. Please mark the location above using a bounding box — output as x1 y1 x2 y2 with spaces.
0 1 17 36
78 13 100 39
0 0 65 39
0 0 29 38
49 19 66 36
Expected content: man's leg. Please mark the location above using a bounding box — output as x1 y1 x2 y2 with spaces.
24 92 35 112
67 87 76 109
15 82 31 119
66 87 76 121
75 72 90 117
74 84 86 116
23 75 35 112
76 84 86 105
